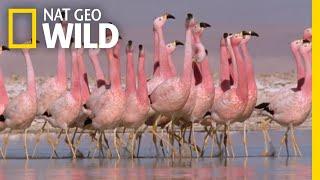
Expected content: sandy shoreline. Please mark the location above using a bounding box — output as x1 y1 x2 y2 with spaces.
2 72 311 133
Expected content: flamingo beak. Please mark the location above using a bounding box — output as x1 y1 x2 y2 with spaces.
165 13 175 19
186 13 193 20
205 49 208 55
199 22 211 28
242 31 251 36
2 46 10 51
303 39 310 44
223 33 229 39
250 31 259 37
139 44 143 51
175 40 184 46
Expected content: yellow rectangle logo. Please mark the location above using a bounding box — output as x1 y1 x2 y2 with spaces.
8 8 37 49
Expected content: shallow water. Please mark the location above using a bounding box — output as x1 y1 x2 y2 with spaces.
0 129 311 179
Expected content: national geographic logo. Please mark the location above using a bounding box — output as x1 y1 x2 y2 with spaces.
7 8 120 49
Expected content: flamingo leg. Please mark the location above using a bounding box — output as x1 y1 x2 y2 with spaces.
152 115 161 157
32 121 47 158
65 129 76 159
150 128 176 157
210 126 216 158
131 130 137 159
243 122 248 157
201 126 210 157
227 124 235 158
2 129 11 159
277 127 289 157
49 129 62 159
74 129 84 153
114 128 120 159
192 124 199 158
87 130 98 158
101 131 111 158
92 131 101 158
290 124 302 156
289 124 297 156
24 128 29 159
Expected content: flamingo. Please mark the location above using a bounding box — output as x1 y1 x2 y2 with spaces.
149 13 195 115
147 13 175 94
303 28 312 41
210 32 250 157
0 45 10 131
234 31 259 157
122 42 150 157
172 21 211 157
32 23 69 155
257 38 307 156
256 40 311 157
89 40 125 159
45 47 82 159
1 40 38 159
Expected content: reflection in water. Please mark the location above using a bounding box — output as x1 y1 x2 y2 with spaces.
0 130 311 179
0 157 311 179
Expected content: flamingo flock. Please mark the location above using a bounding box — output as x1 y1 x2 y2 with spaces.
0 13 312 159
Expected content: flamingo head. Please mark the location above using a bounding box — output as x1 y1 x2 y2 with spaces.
22 39 40 53
139 44 145 58
290 39 303 51
303 27 312 41
0 45 10 55
192 22 211 37
192 43 206 63
299 40 311 54
153 13 175 30
126 40 134 54
230 31 250 46
166 40 184 54
241 30 259 44
220 33 231 47
185 13 196 29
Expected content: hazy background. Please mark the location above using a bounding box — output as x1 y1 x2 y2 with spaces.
0 0 311 77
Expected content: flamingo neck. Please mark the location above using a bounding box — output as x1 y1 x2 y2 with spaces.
153 30 160 76
201 57 214 91
23 51 36 98
126 52 136 94
137 54 148 104
107 49 121 89
291 47 305 90
56 44 67 87
219 45 231 91
240 42 257 93
157 28 171 78
227 41 239 87
89 54 106 88
301 51 311 97
168 52 177 76
78 52 90 104
0 67 8 107
182 28 193 85
71 51 81 102
232 44 248 101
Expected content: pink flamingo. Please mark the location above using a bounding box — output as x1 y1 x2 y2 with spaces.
34 23 68 154
147 13 175 94
257 38 307 156
149 13 195 115
303 28 312 41
235 31 259 157
46 47 82 159
210 32 249 157
122 42 150 157
0 45 10 130
89 40 125 159
1 40 38 159
256 40 311 157
37 23 68 116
